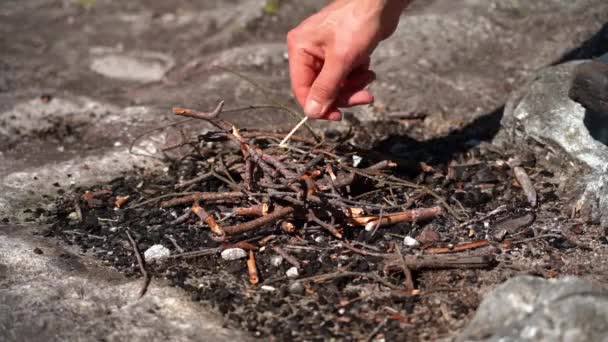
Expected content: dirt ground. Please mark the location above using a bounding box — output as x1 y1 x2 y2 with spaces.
43 115 608 341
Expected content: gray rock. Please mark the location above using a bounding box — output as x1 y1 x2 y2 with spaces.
457 276 608 342
495 62 608 226
288 282 305 295
143 244 171 262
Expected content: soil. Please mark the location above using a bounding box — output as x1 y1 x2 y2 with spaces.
41 119 608 341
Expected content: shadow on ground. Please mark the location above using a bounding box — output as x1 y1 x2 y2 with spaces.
374 21 608 174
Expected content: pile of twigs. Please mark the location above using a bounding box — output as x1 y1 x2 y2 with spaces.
156 101 447 242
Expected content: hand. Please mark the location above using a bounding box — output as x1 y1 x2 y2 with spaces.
287 0 409 120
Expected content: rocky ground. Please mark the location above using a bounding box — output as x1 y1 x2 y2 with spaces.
2 0 608 341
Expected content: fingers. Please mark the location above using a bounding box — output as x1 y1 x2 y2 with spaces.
335 69 375 107
343 69 375 91
336 89 374 107
302 66 376 120
304 52 355 119
287 47 320 109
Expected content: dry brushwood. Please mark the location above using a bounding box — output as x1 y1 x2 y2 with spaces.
160 101 451 241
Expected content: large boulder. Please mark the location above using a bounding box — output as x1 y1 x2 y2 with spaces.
495 62 608 226
457 276 608 342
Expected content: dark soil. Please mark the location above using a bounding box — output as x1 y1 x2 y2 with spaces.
42 121 608 341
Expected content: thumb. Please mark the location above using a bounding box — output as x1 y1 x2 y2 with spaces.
304 54 353 119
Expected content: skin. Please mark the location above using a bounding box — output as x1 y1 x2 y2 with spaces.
287 0 411 121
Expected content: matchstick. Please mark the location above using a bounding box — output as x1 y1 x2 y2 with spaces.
279 116 309 148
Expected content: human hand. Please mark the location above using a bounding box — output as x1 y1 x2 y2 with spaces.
287 0 409 120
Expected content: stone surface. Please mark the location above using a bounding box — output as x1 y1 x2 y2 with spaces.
0 225 250 342
457 276 608 342
495 62 608 226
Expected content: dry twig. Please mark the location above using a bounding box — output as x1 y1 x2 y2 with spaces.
125 230 151 298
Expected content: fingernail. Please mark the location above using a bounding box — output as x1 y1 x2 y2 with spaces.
304 99 324 118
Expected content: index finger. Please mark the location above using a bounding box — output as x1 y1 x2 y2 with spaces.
287 46 320 108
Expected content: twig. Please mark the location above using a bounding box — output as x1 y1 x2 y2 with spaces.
160 191 247 208
297 271 402 290
350 206 443 226
307 211 343 239
456 204 507 229
129 192 200 209
167 247 222 259
192 201 226 238
170 208 192 225
125 230 151 298
271 245 302 269
247 250 259 285
213 66 320 142
366 319 388 342
166 235 185 253
62 230 106 240
232 203 269 217
222 206 295 236
425 240 490 254
511 233 562 245
365 160 398 172
383 255 495 272
394 243 415 292
513 166 537 207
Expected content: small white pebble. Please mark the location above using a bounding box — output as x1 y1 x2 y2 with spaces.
113 141 122 147
67 212 80 221
261 285 276 292
403 236 420 247
109 226 119 232
221 248 247 261
352 155 363 167
338 308 346 315
270 255 284 267
57 146 65 152
286 266 299 278
314 235 325 243
143 244 171 262
364 221 378 231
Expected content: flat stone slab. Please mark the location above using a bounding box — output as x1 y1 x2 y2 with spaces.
0 224 251 342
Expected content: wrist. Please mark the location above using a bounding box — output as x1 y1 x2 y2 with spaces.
351 0 408 39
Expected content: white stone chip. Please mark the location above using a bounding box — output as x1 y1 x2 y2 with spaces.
352 155 363 167
143 244 170 262
270 255 284 267
403 236 420 247
261 285 276 292
286 266 299 278
221 248 247 261
67 212 80 221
